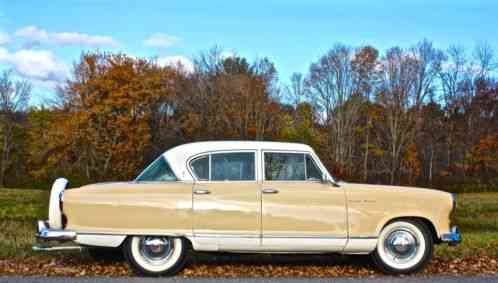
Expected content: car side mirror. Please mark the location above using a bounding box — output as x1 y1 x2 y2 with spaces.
322 174 340 187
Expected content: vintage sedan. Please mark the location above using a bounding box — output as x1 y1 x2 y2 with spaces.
35 141 460 276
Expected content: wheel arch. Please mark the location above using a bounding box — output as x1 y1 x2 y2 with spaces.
378 216 439 244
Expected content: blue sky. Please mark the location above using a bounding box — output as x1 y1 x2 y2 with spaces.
1 0 497 104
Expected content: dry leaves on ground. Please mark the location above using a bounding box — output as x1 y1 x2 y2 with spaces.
0 254 497 278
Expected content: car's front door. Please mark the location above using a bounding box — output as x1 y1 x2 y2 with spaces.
190 151 261 250
261 151 347 251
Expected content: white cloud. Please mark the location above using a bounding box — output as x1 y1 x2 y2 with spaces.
15 25 118 48
15 26 49 42
0 31 11 45
157 55 194 73
0 47 69 88
144 33 180 48
51 32 117 47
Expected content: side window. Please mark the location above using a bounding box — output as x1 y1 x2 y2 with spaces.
306 154 322 181
191 155 209 181
136 157 177 182
211 152 255 181
264 152 305 181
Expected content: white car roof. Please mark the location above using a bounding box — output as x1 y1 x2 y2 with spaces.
162 141 317 181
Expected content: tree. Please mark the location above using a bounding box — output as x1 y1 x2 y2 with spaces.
352 46 380 181
306 44 361 176
0 70 31 186
177 48 279 141
410 39 444 112
439 45 467 170
285 72 306 110
376 47 419 184
51 52 177 181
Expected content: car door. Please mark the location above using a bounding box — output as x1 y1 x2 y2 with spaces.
190 151 261 250
261 151 347 251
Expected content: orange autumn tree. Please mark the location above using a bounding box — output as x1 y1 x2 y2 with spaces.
51 52 178 182
467 134 498 182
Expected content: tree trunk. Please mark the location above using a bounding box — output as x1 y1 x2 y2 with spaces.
429 144 434 184
363 116 370 182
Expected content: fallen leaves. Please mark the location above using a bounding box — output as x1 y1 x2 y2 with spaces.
0 253 497 277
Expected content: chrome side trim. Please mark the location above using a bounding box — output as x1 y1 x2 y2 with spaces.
190 236 260 251
191 234 349 252
261 237 346 252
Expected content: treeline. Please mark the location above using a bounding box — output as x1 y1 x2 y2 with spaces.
1 41 497 192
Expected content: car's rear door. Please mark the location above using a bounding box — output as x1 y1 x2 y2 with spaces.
190 150 261 250
260 151 347 251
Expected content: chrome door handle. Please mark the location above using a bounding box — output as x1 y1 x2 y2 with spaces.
194 189 211 195
262 188 279 194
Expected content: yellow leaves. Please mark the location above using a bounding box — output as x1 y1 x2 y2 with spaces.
402 143 421 184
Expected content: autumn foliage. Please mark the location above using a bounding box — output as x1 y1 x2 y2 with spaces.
0 42 497 191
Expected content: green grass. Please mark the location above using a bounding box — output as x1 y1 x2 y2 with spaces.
434 192 498 259
0 189 49 257
0 188 497 259
0 189 48 221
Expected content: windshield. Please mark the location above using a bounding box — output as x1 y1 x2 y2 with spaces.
135 156 177 182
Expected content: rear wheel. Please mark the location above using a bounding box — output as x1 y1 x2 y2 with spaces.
371 219 433 274
123 236 188 276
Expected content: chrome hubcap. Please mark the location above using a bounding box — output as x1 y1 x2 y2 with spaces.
384 229 418 262
139 236 173 265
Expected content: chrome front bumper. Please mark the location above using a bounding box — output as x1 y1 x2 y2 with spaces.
34 220 81 251
441 226 461 246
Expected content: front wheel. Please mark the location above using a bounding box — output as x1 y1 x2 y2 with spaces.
123 236 188 276
371 219 433 274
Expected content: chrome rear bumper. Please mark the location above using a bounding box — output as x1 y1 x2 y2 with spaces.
441 226 461 246
36 220 76 241
34 220 82 251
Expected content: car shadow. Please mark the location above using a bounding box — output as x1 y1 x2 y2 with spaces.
190 252 373 268
79 248 373 270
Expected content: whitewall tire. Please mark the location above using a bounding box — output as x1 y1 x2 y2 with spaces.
372 220 433 274
124 236 188 276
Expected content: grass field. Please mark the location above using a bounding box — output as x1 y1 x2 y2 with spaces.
0 188 497 259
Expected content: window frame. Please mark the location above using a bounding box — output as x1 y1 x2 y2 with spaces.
187 150 258 183
134 155 179 183
189 155 211 181
262 150 325 182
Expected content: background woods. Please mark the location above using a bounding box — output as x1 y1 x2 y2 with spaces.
1 41 497 192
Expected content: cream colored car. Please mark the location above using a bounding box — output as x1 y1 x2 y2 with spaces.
35 141 460 276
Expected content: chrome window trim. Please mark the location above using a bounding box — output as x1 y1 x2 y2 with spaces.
189 155 210 181
261 150 326 182
305 153 322 181
187 149 258 183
